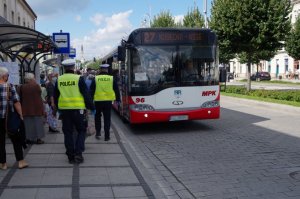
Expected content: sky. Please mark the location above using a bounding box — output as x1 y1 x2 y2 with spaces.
26 0 212 61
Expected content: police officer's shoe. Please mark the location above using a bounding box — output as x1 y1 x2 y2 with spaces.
95 133 101 140
74 155 84 164
68 156 75 164
49 127 60 133
104 137 110 141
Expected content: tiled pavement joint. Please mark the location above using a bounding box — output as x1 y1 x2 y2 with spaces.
0 144 32 197
143 144 197 199
72 164 80 199
112 123 155 199
0 120 155 198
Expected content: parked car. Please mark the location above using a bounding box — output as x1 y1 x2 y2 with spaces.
250 72 271 81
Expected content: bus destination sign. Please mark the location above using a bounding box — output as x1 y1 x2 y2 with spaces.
142 31 205 44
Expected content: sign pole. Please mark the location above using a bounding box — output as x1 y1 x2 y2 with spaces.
60 30 63 74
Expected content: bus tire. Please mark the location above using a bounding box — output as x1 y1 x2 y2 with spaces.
121 115 129 124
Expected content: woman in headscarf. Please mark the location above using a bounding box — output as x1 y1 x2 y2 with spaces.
20 73 45 144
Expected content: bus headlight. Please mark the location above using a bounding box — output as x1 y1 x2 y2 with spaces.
201 100 219 108
130 104 155 111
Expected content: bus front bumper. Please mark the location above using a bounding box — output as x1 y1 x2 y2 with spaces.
129 107 220 124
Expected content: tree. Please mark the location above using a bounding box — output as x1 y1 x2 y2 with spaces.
86 59 101 70
286 16 300 67
210 0 291 91
183 7 205 28
151 10 176 27
218 40 236 65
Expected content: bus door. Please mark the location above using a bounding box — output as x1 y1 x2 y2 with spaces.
120 52 131 121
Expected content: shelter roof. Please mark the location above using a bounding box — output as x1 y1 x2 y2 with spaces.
0 24 56 55
42 57 60 67
0 16 10 25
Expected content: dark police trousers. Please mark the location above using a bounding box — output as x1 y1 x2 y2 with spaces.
61 110 86 158
94 101 112 139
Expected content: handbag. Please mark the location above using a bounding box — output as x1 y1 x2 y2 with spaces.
5 84 22 136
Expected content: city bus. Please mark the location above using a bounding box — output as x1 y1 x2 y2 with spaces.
102 28 220 124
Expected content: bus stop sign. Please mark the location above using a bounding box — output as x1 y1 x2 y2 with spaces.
69 48 76 58
52 32 70 54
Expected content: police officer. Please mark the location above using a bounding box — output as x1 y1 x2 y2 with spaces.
54 59 95 164
90 64 120 141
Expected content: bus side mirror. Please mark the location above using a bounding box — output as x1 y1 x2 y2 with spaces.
118 46 125 61
219 68 227 82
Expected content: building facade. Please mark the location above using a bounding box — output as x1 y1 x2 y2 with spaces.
0 0 36 29
230 0 300 79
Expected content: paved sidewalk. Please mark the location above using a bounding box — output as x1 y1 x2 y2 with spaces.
0 119 154 199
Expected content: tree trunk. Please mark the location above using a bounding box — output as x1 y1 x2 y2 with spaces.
246 62 251 91
256 63 259 81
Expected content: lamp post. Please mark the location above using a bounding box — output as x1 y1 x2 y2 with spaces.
145 13 151 27
141 13 151 27
204 0 208 28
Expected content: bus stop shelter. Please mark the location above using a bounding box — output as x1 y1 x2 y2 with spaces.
0 24 57 83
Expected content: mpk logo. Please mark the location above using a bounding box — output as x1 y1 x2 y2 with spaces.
202 91 216 96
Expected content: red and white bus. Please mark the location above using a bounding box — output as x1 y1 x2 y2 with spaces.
102 28 220 124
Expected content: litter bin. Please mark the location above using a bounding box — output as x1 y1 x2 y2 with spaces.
279 75 282 80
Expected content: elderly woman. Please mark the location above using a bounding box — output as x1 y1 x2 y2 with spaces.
0 67 28 170
20 73 45 144
45 73 59 133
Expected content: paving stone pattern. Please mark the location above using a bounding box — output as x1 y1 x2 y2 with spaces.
114 99 300 199
0 120 154 199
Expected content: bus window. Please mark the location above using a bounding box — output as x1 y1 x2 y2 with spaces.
130 46 177 94
131 50 149 88
179 46 217 85
182 59 200 81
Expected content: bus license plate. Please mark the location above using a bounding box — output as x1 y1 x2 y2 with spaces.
170 115 188 121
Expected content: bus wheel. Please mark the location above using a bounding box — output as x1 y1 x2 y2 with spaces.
121 115 129 124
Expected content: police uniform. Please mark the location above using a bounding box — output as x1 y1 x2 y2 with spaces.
90 64 120 141
54 59 95 164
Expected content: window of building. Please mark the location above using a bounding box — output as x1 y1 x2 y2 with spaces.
284 58 289 72
11 11 14 24
18 16 20 25
4 3 7 19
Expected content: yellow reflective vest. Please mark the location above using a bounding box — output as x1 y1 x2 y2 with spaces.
58 74 85 109
94 75 116 101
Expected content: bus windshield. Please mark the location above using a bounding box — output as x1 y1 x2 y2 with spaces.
130 45 218 95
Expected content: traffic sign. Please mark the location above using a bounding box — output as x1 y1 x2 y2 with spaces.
52 32 70 54
69 48 76 58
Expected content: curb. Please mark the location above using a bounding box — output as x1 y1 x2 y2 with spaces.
221 95 300 115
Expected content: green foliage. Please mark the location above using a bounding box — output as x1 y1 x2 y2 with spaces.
151 10 176 28
285 17 300 60
183 7 205 28
223 86 249 95
224 86 300 102
210 0 291 90
211 0 291 59
86 59 101 70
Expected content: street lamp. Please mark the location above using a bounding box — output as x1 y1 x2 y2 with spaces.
204 0 208 28
141 13 151 27
145 13 151 27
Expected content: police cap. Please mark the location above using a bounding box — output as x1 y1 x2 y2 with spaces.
62 59 76 67
100 64 110 68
